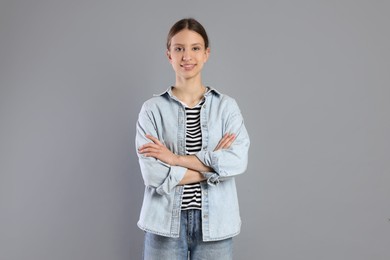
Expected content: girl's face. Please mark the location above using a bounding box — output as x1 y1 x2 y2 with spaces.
167 29 210 81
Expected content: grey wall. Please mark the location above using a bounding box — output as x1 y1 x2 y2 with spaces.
1 0 389 259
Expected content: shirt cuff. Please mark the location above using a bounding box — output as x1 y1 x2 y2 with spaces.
156 165 187 195
195 150 221 173
202 172 220 186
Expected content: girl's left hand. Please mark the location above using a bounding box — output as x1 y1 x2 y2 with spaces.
214 133 236 151
138 134 179 166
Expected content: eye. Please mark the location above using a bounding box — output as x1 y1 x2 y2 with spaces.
174 47 183 52
192 46 201 51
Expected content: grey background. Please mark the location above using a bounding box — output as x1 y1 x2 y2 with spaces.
1 0 389 259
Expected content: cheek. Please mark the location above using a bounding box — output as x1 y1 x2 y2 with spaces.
200 53 208 63
171 55 182 64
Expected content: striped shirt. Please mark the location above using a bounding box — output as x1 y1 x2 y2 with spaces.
181 99 205 210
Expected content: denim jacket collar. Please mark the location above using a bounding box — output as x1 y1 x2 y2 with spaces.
153 86 221 99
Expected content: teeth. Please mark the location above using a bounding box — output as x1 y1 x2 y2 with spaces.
183 64 194 69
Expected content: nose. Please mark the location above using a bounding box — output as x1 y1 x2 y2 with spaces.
182 49 191 61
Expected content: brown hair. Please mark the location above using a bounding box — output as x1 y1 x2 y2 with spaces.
166 18 209 50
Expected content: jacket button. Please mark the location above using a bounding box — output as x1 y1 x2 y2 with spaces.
203 214 208 219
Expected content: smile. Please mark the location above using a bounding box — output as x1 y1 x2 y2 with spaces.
181 64 196 70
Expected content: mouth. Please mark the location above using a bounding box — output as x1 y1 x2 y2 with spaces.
181 64 196 70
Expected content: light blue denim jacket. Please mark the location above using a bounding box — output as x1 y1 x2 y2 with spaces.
135 87 250 241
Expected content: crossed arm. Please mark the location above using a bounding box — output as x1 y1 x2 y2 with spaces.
138 133 236 185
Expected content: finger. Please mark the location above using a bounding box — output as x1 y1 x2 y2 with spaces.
139 146 157 152
138 143 158 151
141 151 158 158
139 146 162 157
218 134 232 149
218 134 236 149
214 133 229 151
145 134 163 145
223 134 236 148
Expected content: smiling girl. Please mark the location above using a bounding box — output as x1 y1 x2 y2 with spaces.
136 18 250 260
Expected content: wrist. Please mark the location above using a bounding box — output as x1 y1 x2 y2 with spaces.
173 154 181 166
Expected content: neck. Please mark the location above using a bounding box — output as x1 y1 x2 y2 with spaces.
172 77 206 107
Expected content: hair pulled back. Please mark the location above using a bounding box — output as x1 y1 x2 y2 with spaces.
166 18 209 50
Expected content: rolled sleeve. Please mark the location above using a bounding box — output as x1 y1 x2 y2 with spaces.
156 165 187 195
196 133 249 180
139 157 187 195
202 171 221 186
136 102 187 195
196 102 250 183
195 149 221 173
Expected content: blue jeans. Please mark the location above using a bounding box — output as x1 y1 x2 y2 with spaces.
143 209 233 260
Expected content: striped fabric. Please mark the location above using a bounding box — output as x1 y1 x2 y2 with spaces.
181 99 205 210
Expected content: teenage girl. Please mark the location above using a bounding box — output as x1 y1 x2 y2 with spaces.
136 18 250 260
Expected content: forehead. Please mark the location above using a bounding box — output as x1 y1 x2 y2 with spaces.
170 29 205 45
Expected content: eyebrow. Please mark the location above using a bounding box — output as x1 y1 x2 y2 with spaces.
172 43 203 46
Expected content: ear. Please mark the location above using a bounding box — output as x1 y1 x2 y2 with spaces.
204 47 210 62
166 49 173 63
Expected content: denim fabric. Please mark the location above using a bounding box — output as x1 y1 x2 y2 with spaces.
136 87 250 241
143 210 233 260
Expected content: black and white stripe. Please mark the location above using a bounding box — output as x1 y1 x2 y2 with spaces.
181 184 202 210
185 106 202 154
181 99 204 210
